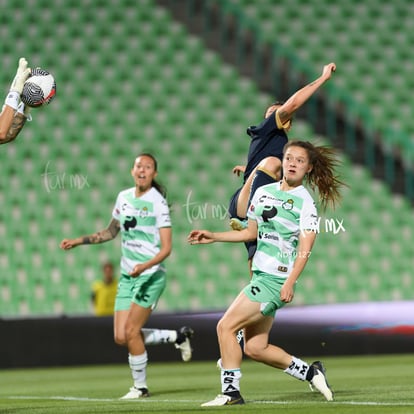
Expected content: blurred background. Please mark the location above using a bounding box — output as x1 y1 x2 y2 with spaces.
0 0 413 321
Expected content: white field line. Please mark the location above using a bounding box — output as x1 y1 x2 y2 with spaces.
5 395 414 406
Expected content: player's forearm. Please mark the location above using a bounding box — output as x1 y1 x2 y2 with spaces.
286 253 311 285
82 228 116 245
287 232 316 283
0 112 27 144
0 106 15 142
143 246 172 270
77 218 120 245
282 75 328 115
212 229 256 243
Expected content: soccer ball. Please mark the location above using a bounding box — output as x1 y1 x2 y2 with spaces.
21 68 56 108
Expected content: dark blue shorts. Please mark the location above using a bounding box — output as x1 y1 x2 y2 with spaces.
229 166 278 260
228 187 257 260
228 187 242 219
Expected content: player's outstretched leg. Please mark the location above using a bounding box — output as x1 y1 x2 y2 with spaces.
174 326 194 362
307 361 334 401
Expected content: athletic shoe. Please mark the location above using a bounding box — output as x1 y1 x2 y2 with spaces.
308 361 334 401
175 326 194 362
229 218 247 231
201 394 245 406
120 386 150 400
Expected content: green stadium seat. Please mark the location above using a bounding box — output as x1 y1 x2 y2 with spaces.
0 0 413 318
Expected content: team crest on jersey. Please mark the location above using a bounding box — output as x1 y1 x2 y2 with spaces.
282 199 294 210
121 202 150 218
138 206 149 218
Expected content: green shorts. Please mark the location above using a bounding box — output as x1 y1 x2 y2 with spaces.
114 270 166 311
243 272 292 317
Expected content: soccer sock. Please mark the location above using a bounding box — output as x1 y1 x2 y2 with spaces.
141 328 177 345
128 352 148 389
221 367 242 397
283 356 310 381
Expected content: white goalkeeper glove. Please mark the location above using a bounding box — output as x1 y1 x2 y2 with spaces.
10 57 31 94
5 57 31 110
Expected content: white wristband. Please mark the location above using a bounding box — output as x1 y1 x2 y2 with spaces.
16 101 25 115
4 91 20 110
16 101 32 121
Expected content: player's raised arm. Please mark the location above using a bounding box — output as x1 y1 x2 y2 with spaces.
0 57 31 143
277 62 336 126
0 107 30 145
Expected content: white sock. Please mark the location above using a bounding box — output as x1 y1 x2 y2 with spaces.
284 356 310 381
128 352 148 389
221 367 242 394
142 328 178 345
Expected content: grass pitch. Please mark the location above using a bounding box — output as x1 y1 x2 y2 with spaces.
1 354 413 413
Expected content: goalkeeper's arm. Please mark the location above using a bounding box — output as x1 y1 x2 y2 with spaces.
0 57 31 143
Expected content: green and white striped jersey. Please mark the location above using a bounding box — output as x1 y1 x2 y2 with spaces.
247 182 318 278
112 187 171 276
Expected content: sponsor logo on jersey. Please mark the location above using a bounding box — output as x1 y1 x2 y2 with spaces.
258 231 279 241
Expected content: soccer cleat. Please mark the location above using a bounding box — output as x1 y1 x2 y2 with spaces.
229 218 247 231
308 361 334 401
201 394 245 407
175 326 194 362
120 386 150 400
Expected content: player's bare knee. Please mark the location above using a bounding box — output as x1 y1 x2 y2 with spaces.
216 318 234 340
114 333 127 346
258 156 282 176
216 318 225 338
124 321 140 342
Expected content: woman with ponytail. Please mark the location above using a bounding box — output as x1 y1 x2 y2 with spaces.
188 140 345 406
60 153 193 399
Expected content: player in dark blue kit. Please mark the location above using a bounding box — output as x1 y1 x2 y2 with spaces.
229 62 336 265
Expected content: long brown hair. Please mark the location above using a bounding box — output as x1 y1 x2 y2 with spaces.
136 153 167 198
283 140 345 210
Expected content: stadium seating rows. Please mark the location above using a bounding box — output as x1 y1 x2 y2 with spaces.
228 0 414 161
0 0 413 317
